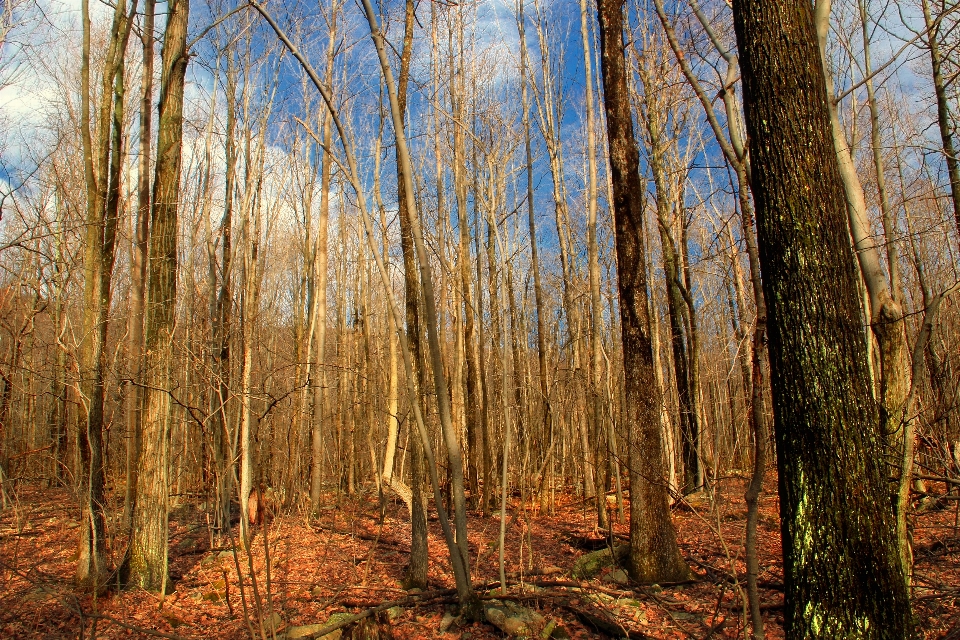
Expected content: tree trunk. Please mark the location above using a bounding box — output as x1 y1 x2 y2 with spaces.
388 0 428 591
128 0 189 593
210 48 237 537
361 0 473 605
578 0 608 528
451 10 481 510
517 0 552 510
595 0 691 585
77 0 136 590
124 0 154 529
922 0 960 239
310 0 339 514
732 0 915 635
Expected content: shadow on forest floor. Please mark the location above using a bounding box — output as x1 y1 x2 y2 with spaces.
1 475 958 638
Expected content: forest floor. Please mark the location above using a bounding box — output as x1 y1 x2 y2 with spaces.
1 474 959 639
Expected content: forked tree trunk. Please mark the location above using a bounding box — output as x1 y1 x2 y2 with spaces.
390 0 428 590
360 0 474 606
128 0 189 593
210 49 237 536
732 0 914 634
77 0 136 590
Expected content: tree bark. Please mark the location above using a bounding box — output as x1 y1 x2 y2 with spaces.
732 0 915 635
128 0 189 593
596 0 690 585
310 0 339 514
124 0 155 529
386 0 428 591
77 0 136 590
450 9 482 510
210 47 237 537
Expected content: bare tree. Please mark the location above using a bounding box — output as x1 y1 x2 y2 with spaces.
128 0 189 593
596 0 691 584
76 0 137 590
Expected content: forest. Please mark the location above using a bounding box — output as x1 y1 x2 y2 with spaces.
0 0 959 637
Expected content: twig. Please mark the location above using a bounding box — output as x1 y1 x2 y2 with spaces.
291 589 457 639
85 614 194 640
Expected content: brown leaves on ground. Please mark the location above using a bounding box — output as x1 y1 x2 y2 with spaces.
1 476 958 638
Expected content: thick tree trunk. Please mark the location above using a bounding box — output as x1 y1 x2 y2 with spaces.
128 0 188 593
732 0 915 635
389 0 428 591
596 0 690 585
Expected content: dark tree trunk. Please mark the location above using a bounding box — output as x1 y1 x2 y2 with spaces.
393 0 428 591
129 0 189 593
77 0 136 590
732 0 915 635
595 0 690 584
210 50 237 537
922 0 960 239
452 39 481 508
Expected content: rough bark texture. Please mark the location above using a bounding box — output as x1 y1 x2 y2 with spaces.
596 0 690 585
732 1 915 636
129 0 189 593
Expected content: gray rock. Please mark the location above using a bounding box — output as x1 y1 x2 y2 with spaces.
606 568 629 585
571 544 628 580
484 599 547 638
385 606 403 622
439 611 456 633
263 612 283 632
285 612 354 639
